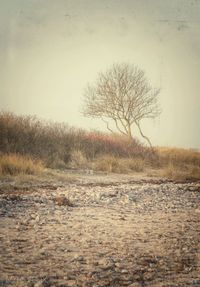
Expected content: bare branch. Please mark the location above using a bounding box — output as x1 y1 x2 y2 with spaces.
101 118 115 134
113 118 128 136
82 63 161 143
135 121 153 148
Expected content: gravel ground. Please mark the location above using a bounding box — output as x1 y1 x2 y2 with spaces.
0 173 200 287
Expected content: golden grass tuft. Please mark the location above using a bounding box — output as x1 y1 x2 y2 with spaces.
0 154 44 176
161 163 200 181
155 147 200 181
94 155 145 173
70 149 88 168
94 155 119 173
156 147 200 167
123 158 146 172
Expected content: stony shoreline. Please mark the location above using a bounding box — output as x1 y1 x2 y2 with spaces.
0 173 200 287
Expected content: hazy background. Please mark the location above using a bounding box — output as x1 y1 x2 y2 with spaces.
0 0 200 149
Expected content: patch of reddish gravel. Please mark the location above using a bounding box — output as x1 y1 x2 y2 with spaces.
0 174 200 287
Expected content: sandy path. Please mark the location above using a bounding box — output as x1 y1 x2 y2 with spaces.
0 175 200 287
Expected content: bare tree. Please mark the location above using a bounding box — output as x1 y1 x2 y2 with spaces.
82 63 161 147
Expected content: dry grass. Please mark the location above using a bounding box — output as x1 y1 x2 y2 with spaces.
161 163 200 181
94 155 120 173
0 154 44 176
70 150 88 168
0 169 77 194
156 147 200 181
156 147 200 167
94 155 145 173
72 147 200 179
0 112 145 168
123 158 146 172
1 112 200 181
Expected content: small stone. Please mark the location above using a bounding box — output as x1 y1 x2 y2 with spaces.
98 258 115 270
54 196 73 206
65 280 76 287
35 215 40 222
34 280 44 287
65 248 72 252
34 278 51 287
121 269 129 274
73 254 84 262
128 283 141 287
119 216 126 220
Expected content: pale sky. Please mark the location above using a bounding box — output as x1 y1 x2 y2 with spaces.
0 0 200 149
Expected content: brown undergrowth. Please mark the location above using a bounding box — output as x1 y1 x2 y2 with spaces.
0 154 44 176
0 111 200 181
155 147 200 181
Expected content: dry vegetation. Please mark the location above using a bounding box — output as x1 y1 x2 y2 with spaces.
0 111 200 181
0 154 43 176
0 112 200 287
156 147 200 181
94 155 145 173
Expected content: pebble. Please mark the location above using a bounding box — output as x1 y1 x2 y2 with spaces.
34 280 44 287
128 283 141 287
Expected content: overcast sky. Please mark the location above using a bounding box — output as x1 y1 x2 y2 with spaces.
0 0 200 148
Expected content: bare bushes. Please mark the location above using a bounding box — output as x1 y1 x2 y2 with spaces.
1 112 199 180
0 112 146 169
0 112 74 167
65 129 146 160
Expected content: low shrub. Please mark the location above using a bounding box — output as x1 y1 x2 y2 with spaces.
94 156 145 173
1 111 199 178
156 147 200 168
123 158 146 172
0 112 146 168
94 155 120 173
80 132 145 158
161 162 200 181
155 147 200 181
70 150 88 168
0 154 44 176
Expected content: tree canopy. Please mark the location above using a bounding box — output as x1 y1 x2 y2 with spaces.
82 63 161 147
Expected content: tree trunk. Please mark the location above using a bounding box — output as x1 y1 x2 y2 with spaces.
135 121 153 149
127 123 132 140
